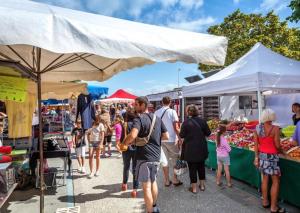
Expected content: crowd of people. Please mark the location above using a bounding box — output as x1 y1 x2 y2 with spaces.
70 96 292 213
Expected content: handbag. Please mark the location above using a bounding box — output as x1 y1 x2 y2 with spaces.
135 114 156 146
173 159 188 176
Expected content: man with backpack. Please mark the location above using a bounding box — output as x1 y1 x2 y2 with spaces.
155 96 182 187
123 96 169 213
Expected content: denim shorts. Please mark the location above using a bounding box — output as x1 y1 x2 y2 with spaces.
89 141 100 148
217 156 231 166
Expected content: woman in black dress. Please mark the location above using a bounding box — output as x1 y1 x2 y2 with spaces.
179 105 211 194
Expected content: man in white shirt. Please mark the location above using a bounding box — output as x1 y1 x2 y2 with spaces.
155 96 182 186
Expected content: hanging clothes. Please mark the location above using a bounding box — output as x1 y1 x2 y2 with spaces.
5 93 36 138
76 93 95 130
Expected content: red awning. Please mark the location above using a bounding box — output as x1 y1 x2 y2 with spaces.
108 89 137 99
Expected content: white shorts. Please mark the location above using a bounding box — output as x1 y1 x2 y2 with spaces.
76 146 86 157
160 147 168 167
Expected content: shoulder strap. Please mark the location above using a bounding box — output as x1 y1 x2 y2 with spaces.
266 125 274 137
190 117 201 129
160 108 169 119
146 114 156 140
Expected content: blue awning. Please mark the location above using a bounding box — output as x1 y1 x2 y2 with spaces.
86 81 109 100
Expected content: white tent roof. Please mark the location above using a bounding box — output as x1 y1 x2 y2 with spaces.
27 81 87 100
0 0 227 82
183 43 300 97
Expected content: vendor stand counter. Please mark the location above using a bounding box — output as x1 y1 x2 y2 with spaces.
206 141 300 208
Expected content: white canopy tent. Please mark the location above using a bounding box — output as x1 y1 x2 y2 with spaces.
183 43 300 121
28 81 87 100
0 0 227 211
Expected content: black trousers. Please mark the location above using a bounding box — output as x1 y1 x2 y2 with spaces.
187 161 205 184
122 149 138 189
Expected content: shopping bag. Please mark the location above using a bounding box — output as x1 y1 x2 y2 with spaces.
173 159 188 176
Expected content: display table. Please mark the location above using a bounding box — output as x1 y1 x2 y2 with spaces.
0 183 17 208
31 148 71 187
206 141 300 208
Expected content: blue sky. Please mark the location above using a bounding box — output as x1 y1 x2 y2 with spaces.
33 0 295 96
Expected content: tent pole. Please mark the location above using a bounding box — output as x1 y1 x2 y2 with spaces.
257 90 263 123
36 48 45 213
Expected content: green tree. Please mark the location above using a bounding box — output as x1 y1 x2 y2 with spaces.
287 0 300 23
200 10 300 72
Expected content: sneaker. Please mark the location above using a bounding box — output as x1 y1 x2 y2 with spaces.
105 153 111 158
78 167 82 173
117 153 122 158
95 171 100 177
131 190 137 198
81 167 86 174
121 184 127 191
88 173 93 179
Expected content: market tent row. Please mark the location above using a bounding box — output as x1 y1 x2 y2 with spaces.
182 43 300 120
99 89 137 104
0 0 227 211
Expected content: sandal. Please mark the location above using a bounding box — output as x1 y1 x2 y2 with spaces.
173 181 183 187
227 184 233 188
271 206 286 213
199 185 205 191
216 182 223 186
164 180 172 187
188 187 197 194
262 203 271 209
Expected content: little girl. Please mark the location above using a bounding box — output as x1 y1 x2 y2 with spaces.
216 124 232 187
87 117 105 178
114 115 124 158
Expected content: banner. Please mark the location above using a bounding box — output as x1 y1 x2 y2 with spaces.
0 76 28 102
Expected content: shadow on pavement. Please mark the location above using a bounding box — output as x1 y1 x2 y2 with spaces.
57 183 143 204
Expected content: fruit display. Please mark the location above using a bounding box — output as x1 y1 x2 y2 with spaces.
282 125 296 138
208 132 217 141
207 119 220 131
226 129 254 144
226 122 245 131
280 138 296 152
287 147 300 161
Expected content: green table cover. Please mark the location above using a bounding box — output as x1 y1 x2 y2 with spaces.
206 141 300 207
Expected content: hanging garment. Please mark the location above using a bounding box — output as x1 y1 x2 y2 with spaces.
76 93 95 130
5 93 36 138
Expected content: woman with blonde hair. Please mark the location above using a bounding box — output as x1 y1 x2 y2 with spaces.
254 109 285 213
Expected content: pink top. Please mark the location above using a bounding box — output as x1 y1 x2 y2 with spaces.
216 136 231 157
114 123 122 140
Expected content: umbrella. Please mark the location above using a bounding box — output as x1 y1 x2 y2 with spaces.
0 0 228 211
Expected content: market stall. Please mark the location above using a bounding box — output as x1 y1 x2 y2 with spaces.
183 43 300 207
206 121 300 207
0 0 227 211
99 89 137 105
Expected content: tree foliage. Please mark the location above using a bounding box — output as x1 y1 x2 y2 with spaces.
287 0 300 23
200 10 300 72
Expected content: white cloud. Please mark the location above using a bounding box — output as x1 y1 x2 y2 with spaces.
167 17 216 32
127 0 156 18
179 0 204 9
256 0 289 13
85 0 123 16
160 0 178 8
233 0 240 4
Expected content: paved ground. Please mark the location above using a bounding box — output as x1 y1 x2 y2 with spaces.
2 148 300 213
